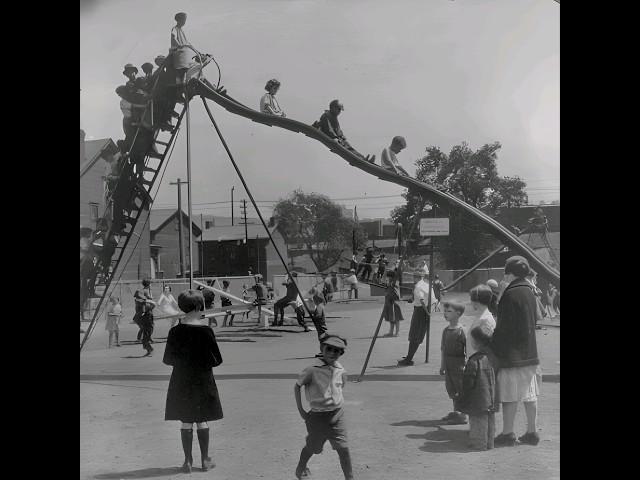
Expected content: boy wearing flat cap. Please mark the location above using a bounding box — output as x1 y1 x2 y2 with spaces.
294 335 353 480
313 99 375 164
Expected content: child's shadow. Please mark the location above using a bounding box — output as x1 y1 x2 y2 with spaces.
391 420 471 453
390 419 448 428
94 466 179 478
415 427 471 453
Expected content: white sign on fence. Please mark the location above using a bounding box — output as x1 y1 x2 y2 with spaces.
419 218 450 236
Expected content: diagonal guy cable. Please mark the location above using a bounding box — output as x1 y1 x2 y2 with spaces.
200 97 316 319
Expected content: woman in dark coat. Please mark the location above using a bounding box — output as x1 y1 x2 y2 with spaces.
491 256 541 448
164 289 223 473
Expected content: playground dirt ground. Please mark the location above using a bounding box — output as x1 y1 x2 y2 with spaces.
80 293 560 480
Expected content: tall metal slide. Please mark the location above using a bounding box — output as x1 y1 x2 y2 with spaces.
191 78 559 287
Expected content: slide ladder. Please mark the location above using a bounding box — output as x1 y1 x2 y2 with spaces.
80 106 186 350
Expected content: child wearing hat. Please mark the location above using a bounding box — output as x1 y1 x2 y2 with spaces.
294 335 353 480
313 99 375 163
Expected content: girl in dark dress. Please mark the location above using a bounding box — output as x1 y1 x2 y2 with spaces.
163 289 223 473
383 271 403 337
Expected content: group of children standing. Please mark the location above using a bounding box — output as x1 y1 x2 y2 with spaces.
438 284 498 450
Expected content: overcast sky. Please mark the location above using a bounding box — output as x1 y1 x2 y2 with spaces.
80 0 559 219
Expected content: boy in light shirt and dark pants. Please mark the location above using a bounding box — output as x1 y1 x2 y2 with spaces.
294 335 353 480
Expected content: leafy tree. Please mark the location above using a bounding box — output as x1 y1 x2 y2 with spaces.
273 190 366 272
392 142 528 269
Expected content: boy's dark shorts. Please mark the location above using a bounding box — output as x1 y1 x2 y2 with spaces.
304 407 348 453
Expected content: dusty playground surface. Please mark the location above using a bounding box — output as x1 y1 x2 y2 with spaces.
80 293 560 480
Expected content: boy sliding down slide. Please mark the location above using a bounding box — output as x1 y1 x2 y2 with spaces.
380 136 410 176
313 99 375 163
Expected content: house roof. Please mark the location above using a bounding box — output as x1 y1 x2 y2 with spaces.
197 223 278 242
150 208 177 231
194 215 259 229
150 208 202 236
80 138 118 177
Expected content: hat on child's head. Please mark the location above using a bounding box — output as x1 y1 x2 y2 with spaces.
123 63 138 75
321 335 348 351
504 256 530 278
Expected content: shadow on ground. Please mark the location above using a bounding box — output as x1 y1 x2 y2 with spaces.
94 466 180 478
390 419 450 428
370 364 405 370
391 419 471 453
217 338 255 342
214 333 282 338
417 427 471 453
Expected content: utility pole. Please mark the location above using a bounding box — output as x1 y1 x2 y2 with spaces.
256 234 260 275
231 186 235 226
185 84 194 290
425 204 437 364
240 199 249 272
170 178 188 277
200 213 204 276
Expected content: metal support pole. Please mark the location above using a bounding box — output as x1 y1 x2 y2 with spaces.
170 178 188 276
185 85 194 289
200 213 204 275
425 205 436 363
200 98 316 319
425 242 435 363
256 235 260 275
231 186 234 226
356 308 386 382
243 199 249 272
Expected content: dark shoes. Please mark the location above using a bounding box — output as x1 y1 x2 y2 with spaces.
447 412 468 425
518 431 540 445
397 358 414 366
201 457 215 471
295 466 311 479
181 460 192 474
494 432 517 447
